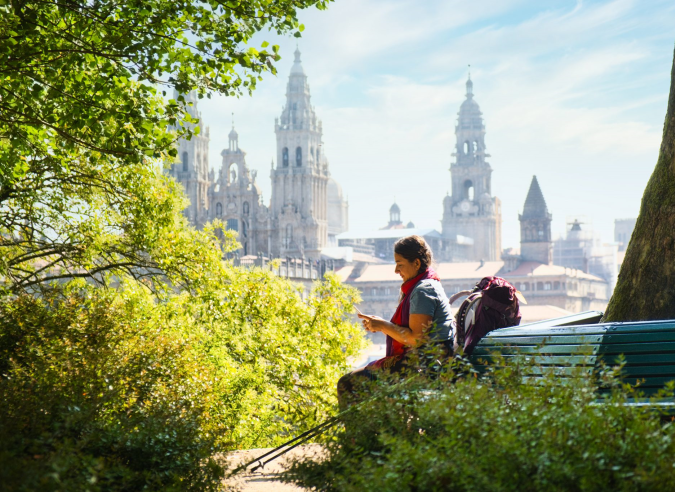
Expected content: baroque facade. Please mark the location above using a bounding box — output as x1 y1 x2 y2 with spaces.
441 76 502 261
168 49 348 259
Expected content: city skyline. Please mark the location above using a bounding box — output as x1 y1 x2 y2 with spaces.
193 0 675 249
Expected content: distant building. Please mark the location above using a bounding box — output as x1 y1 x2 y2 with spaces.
168 49 348 259
553 219 618 292
337 202 472 262
519 176 552 265
169 91 211 228
614 218 636 252
340 176 609 331
336 260 608 331
441 75 502 261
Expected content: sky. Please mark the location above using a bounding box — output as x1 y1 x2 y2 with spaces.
196 0 675 250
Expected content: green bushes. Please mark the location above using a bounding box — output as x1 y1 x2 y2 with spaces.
0 269 365 491
282 358 675 492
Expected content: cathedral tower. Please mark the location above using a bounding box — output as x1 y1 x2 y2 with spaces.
209 125 270 257
170 91 211 227
270 48 330 258
519 175 552 264
442 75 501 260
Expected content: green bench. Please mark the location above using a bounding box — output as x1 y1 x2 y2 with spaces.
469 311 675 402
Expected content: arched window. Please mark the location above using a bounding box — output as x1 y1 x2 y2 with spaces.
464 180 474 201
243 242 248 256
282 147 289 167
243 201 249 215
226 218 238 232
182 151 188 172
464 141 471 155
310 147 314 159
473 141 478 153
216 202 222 217
242 220 248 238
391 209 400 223
537 282 544 291
285 224 293 248
296 146 302 167
316 147 320 162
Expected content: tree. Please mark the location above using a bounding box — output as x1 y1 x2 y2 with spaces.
0 0 329 292
604 44 675 322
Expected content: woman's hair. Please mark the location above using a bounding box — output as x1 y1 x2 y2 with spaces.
394 235 433 273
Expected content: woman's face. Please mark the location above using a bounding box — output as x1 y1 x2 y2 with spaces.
394 253 421 283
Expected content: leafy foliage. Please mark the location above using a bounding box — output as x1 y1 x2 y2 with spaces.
283 357 675 492
0 2 368 490
0 265 365 490
0 0 329 291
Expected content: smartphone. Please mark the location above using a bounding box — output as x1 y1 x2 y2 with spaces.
354 306 364 316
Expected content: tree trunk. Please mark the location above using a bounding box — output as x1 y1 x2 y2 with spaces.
604 44 675 322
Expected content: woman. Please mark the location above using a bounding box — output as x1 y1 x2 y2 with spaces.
337 235 454 406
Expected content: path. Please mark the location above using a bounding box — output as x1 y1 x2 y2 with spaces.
223 445 323 491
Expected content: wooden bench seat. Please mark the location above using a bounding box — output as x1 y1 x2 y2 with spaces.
469 311 675 398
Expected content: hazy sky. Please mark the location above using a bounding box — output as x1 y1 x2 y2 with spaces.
196 0 675 250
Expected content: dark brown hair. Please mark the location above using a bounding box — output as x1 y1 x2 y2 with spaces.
394 235 433 273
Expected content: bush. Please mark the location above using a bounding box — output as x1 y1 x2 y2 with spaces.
0 268 366 491
282 354 675 492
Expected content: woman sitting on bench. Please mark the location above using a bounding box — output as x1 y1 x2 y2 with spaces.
337 235 454 406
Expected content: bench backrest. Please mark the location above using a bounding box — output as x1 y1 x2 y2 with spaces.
468 311 675 396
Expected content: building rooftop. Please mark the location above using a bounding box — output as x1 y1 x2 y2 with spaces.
520 305 573 324
336 228 443 241
507 261 604 281
335 260 605 283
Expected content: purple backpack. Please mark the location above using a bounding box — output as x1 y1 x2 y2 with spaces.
450 276 522 355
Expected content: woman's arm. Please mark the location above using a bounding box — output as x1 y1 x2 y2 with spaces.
358 313 433 346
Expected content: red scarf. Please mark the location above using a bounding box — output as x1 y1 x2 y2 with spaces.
386 268 441 357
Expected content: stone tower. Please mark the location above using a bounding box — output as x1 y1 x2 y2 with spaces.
327 178 349 246
519 175 552 264
386 203 402 229
170 91 211 228
442 75 501 261
270 48 330 258
209 125 271 257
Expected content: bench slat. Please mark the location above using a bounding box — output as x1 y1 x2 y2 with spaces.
480 331 675 347
487 322 675 338
480 335 604 345
472 345 600 356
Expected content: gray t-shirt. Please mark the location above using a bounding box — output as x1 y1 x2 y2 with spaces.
409 279 453 342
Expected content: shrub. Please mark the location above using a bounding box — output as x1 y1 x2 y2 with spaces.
0 268 366 491
282 355 675 492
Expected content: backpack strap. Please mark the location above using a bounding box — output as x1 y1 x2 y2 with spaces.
453 293 482 353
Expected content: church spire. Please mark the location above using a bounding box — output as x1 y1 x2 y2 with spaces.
291 46 305 75
228 112 238 152
466 65 473 99
521 175 549 219
519 175 552 264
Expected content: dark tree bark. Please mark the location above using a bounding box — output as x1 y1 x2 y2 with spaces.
604 44 675 322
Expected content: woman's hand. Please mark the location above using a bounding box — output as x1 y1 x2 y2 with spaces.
357 313 387 333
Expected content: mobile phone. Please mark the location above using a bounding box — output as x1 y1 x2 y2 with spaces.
354 306 364 315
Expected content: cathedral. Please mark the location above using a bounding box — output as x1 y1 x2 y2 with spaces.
441 75 502 261
168 48 349 259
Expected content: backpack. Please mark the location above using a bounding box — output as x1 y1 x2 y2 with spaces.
450 276 523 355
